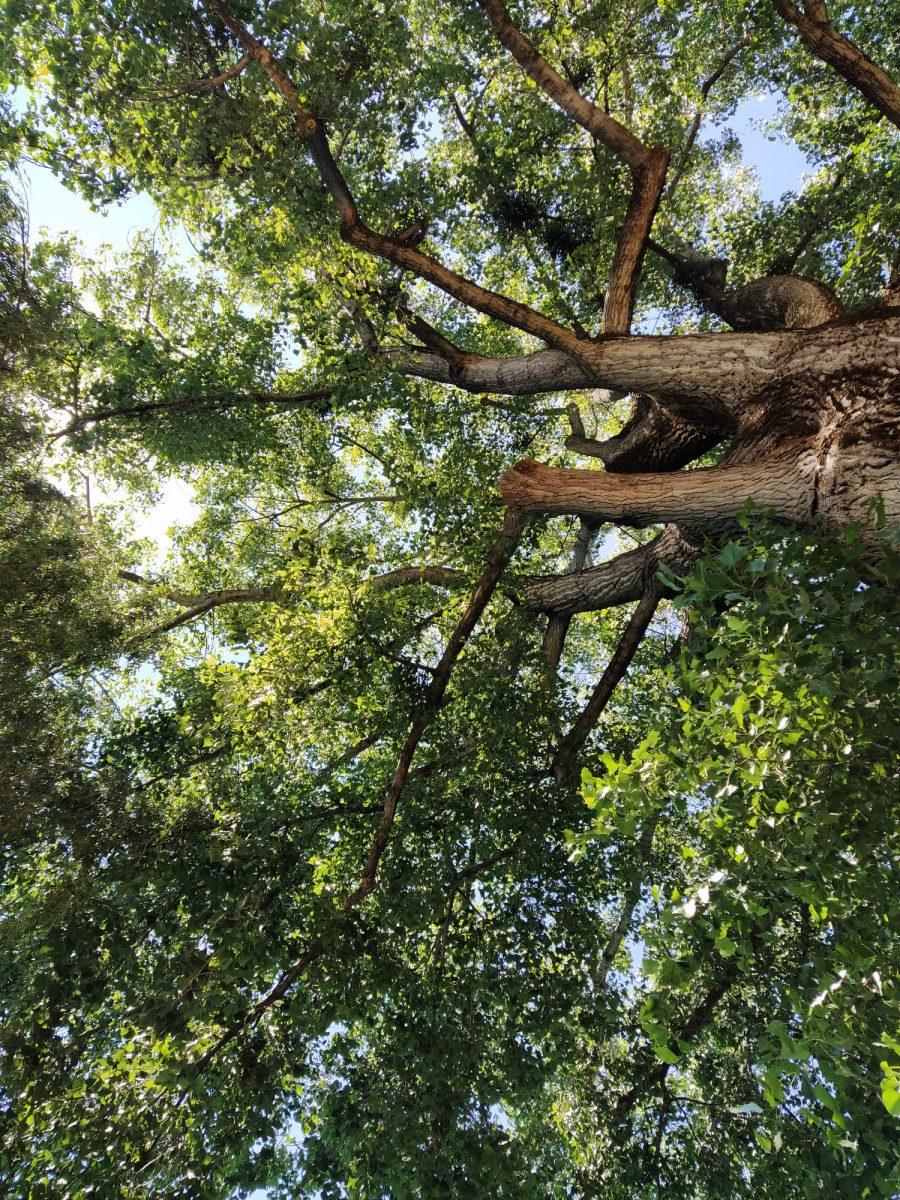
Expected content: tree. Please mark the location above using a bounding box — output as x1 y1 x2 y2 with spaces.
1 2 899 1196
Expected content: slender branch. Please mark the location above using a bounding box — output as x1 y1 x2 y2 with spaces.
314 733 396 783
191 52 253 89
367 566 467 592
121 565 470 635
542 518 598 667
443 103 588 330
593 813 660 990
772 0 900 128
666 38 752 200
613 964 740 1120
50 389 332 439
120 568 282 608
553 587 663 784
140 52 254 95
779 173 843 275
342 511 527 908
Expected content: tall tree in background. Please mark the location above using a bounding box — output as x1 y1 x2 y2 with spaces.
1 2 898 1196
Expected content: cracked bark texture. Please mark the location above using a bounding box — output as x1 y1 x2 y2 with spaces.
515 309 899 616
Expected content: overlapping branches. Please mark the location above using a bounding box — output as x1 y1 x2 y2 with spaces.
202 0 590 361
180 512 526 1080
156 0 900 1105
475 0 669 334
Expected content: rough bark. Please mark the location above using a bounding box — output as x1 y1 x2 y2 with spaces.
500 316 899 547
565 393 722 473
715 274 844 331
387 314 898 407
773 0 900 128
523 525 704 616
503 455 817 526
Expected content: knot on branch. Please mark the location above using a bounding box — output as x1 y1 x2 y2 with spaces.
716 274 844 331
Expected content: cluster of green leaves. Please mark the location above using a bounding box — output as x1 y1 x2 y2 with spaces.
568 520 900 1196
0 0 898 1196
4 0 898 338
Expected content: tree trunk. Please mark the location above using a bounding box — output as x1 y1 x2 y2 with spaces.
500 313 899 603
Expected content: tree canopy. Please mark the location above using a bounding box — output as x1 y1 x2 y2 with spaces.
0 1 899 1196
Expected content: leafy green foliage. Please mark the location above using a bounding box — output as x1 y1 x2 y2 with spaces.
571 522 900 1196
0 1 898 1196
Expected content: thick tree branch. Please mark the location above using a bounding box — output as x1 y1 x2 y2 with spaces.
386 316 897 402
475 0 669 333
476 0 651 171
381 331 757 402
715 274 844 331
601 149 669 334
501 455 816 526
773 0 900 128
523 525 701 617
649 237 845 332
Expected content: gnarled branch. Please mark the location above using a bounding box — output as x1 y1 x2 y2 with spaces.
523 524 702 617
716 274 844 331
566 393 725 474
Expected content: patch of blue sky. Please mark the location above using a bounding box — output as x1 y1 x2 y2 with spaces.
725 93 811 205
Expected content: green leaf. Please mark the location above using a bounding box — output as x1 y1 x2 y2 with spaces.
654 1046 680 1066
